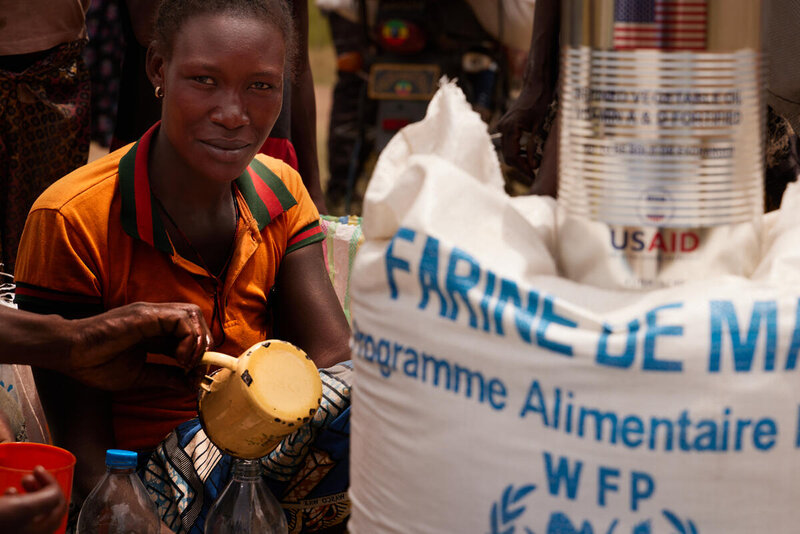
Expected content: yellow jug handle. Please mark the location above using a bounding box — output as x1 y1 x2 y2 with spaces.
200 351 239 371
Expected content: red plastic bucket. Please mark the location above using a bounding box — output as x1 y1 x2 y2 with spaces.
0 442 76 534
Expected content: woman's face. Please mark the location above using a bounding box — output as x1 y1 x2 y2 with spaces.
151 13 286 183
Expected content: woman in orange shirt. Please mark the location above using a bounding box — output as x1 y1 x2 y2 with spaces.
14 0 351 516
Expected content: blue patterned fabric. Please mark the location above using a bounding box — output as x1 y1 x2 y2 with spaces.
142 362 352 533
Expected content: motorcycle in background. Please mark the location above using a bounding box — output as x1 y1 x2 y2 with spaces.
338 0 510 211
364 0 507 149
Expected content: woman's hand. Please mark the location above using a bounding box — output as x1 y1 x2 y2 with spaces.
496 88 552 176
0 466 67 534
64 302 213 391
496 0 561 179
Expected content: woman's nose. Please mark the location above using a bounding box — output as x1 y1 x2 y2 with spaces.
210 90 250 129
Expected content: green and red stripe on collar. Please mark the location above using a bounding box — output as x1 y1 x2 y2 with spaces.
118 122 299 254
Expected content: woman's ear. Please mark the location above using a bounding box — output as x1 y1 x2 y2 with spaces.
145 42 166 91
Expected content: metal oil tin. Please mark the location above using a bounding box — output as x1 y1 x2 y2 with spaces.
557 0 765 289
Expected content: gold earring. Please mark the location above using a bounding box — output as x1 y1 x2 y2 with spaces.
154 85 164 98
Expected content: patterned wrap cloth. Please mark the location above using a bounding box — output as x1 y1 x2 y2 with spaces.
142 362 352 534
83 0 124 147
0 39 90 273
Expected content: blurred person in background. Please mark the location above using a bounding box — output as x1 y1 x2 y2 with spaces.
495 0 559 197
317 2 372 210
83 0 125 148
0 0 91 274
763 0 800 210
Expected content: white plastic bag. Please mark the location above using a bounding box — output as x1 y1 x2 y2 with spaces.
349 82 800 533
320 215 364 323
0 274 50 444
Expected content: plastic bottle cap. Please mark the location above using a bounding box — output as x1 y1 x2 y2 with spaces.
105 449 138 469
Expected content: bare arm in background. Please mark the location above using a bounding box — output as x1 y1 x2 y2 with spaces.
291 0 327 214
496 0 561 178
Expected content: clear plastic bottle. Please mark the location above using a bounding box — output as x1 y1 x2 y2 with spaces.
76 449 160 534
205 458 288 534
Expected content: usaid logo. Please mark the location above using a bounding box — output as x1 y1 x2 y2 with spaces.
638 188 674 224
610 228 700 253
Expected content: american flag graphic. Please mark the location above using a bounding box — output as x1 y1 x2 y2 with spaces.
614 0 708 51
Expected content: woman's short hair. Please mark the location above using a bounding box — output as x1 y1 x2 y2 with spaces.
153 0 298 77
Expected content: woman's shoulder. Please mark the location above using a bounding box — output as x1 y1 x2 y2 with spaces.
33 147 127 216
250 154 319 217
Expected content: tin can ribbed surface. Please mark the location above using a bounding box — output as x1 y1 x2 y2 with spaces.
557 0 765 289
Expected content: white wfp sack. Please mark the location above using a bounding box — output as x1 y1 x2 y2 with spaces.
348 82 800 533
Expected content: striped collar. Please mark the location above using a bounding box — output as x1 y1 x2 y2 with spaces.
119 122 297 254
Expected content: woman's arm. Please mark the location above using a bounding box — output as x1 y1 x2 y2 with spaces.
3 303 210 504
274 242 350 368
0 302 210 390
0 302 211 503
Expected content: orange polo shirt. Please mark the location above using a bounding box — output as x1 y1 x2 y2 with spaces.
14 123 324 451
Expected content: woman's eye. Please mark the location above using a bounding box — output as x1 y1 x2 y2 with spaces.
251 81 273 91
193 76 215 85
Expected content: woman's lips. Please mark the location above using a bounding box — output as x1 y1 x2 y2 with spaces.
199 139 252 162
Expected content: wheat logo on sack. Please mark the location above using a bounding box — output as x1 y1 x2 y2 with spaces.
487 481 699 534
